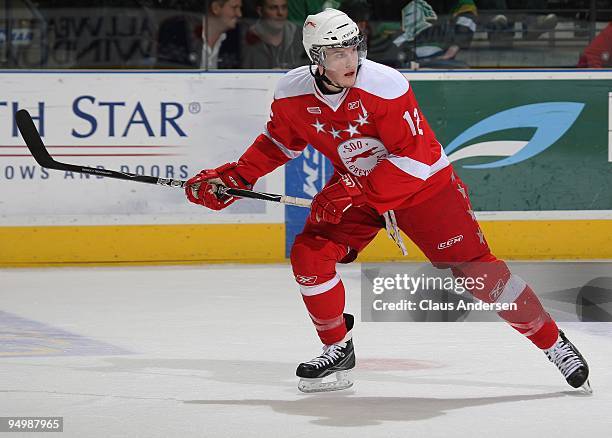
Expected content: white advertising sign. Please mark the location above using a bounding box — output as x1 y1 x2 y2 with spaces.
0 71 285 226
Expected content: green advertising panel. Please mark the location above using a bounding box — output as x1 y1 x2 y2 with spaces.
411 80 611 212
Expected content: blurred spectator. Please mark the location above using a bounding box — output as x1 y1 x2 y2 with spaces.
391 0 476 63
156 0 242 68
577 22 612 68
201 0 243 68
430 0 478 60
242 0 306 68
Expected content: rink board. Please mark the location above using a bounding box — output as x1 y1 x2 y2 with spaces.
1 219 611 266
0 70 610 265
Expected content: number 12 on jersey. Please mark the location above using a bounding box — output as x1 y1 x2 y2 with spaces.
403 109 423 136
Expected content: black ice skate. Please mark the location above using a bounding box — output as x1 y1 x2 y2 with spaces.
296 313 355 393
543 330 592 394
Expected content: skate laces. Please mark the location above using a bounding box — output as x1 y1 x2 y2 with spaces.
545 338 583 378
305 343 345 369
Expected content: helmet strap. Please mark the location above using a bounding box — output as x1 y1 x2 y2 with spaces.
309 64 344 94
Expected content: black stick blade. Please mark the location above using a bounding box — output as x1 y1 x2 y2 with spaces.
13 109 309 204
15 109 59 169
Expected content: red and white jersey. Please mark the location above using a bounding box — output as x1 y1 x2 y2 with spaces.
236 59 452 213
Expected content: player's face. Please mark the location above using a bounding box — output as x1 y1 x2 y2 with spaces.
259 0 288 31
322 46 359 88
218 0 242 30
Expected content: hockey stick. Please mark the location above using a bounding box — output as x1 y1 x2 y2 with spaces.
15 109 312 208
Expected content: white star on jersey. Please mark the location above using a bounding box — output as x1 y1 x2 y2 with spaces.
354 113 370 126
311 119 326 133
476 228 485 244
344 123 360 137
457 184 467 199
329 125 342 139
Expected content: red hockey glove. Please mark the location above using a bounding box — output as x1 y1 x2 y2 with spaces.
310 174 367 224
185 162 254 210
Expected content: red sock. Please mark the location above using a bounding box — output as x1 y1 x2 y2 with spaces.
497 283 559 349
457 257 559 350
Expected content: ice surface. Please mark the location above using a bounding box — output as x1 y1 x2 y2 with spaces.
1 264 610 437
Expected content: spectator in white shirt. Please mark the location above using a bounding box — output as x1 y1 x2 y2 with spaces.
202 0 243 68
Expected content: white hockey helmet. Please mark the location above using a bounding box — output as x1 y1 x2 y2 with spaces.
302 8 367 68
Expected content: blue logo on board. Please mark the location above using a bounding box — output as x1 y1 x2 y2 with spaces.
445 102 584 169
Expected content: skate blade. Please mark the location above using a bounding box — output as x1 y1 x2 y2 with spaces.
298 370 354 394
580 379 593 394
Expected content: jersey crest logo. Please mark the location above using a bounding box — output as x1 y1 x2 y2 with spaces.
337 137 388 177
347 100 360 111
307 106 322 114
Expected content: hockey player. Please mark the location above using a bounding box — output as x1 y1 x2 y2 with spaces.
185 9 591 394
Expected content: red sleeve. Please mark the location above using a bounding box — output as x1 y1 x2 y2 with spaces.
235 98 308 183
361 88 449 213
579 23 612 68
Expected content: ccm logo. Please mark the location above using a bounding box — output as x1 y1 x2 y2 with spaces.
437 235 463 250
